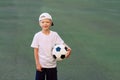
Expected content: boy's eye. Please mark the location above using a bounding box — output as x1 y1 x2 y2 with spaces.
46 22 50 23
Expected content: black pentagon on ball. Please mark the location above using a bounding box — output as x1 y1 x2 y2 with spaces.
53 55 57 59
65 46 68 51
56 47 61 52
61 55 65 59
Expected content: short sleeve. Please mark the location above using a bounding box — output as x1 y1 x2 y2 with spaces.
31 34 39 48
55 32 64 45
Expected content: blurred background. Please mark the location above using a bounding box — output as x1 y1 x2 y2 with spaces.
0 0 120 80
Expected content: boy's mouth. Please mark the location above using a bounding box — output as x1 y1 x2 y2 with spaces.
43 26 49 29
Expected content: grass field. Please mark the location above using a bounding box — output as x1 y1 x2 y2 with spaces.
0 0 120 80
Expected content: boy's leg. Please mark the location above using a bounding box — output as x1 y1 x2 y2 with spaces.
35 69 45 80
46 67 58 80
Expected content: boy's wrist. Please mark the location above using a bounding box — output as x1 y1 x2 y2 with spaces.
35 62 40 65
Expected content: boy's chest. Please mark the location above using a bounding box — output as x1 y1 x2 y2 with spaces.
38 35 55 47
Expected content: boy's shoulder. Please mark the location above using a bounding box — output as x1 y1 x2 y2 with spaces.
51 30 59 35
34 31 42 37
51 30 57 33
36 31 42 34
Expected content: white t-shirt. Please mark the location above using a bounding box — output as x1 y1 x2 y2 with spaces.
31 31 64 68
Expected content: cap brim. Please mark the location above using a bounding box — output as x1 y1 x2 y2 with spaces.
52 22 54 26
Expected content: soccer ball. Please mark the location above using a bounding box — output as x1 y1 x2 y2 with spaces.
52 44 68 61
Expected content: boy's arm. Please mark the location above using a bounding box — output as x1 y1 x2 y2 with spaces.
34 48 42 71
63 43 72 58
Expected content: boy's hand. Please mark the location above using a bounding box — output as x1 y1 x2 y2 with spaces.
36 63 42 71
66 48 71 58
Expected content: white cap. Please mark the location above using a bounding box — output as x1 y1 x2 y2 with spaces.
39 13 52 21
39 13 54 26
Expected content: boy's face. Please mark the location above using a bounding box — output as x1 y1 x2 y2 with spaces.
39 19 52 31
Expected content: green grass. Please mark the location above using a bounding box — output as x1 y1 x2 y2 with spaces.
0 0 120 80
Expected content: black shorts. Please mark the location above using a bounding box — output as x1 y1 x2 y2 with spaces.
35 67 57 80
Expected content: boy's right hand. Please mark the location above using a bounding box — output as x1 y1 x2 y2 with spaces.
36 64 42 71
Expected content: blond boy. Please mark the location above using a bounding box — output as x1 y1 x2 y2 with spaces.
31 13 71 80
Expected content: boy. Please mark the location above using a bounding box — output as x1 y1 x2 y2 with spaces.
31 13 71 80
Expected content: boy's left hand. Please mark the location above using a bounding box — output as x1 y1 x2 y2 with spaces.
66 48 71 58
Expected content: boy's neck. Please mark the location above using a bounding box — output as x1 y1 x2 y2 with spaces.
42 30 50 35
